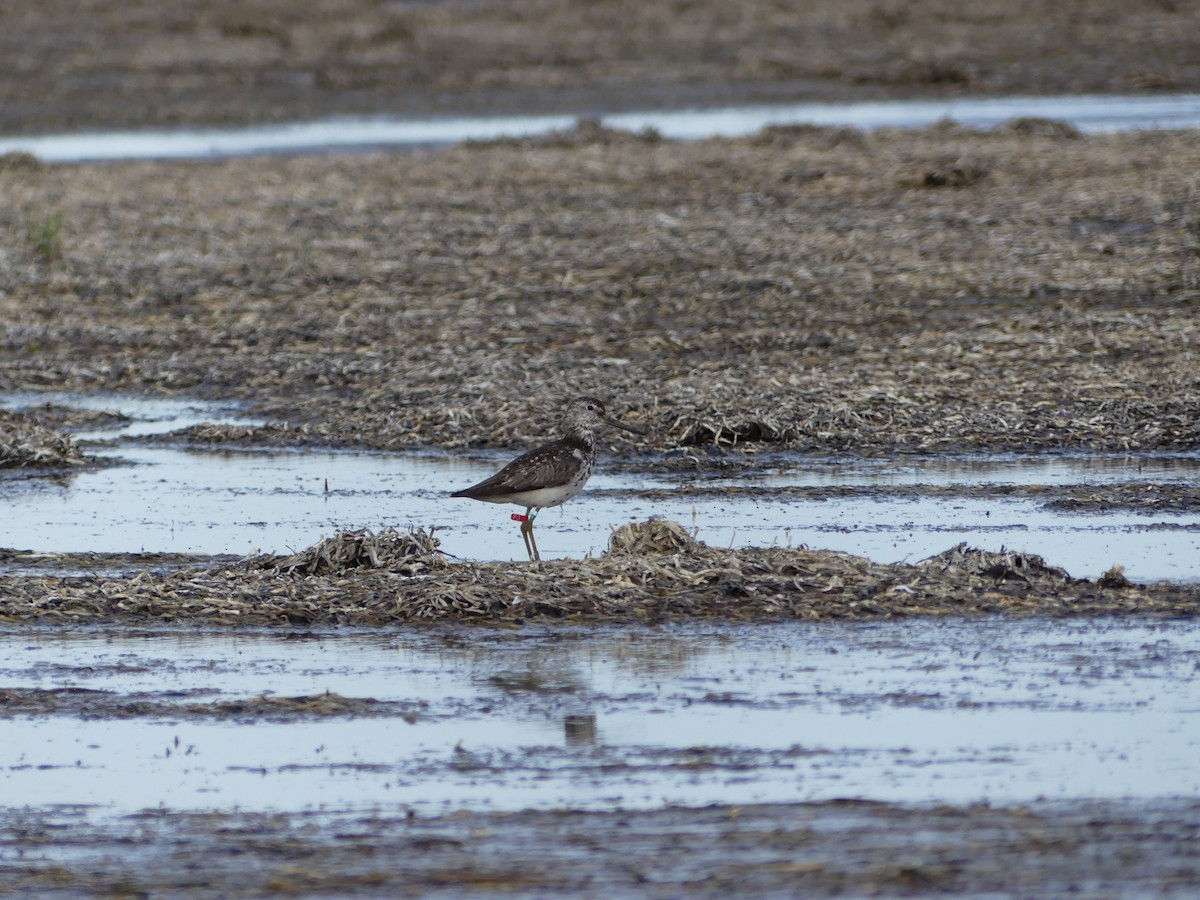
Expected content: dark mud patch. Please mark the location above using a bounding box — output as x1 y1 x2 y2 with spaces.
0 688 416 722
2 799 1197 897
0 523 1196 626
0 548 239 576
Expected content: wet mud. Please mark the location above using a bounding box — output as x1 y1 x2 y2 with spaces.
620 479 1200 515
0 548 234 575
4 0 1200 135
0 687 412 722
2 619 1200 895
3 799 1198 898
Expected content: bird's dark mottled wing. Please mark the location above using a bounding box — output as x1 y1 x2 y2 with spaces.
451 438 585 499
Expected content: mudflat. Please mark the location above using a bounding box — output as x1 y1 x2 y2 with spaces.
3 799 1197 897
3 0 1199 133
3 122 1199 461
2 2 1199 617
2 4 1199 896
3 3 1198 461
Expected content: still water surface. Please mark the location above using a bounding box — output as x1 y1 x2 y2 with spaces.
1 618 1197 817
1 395 1197 581
2 94 1198 162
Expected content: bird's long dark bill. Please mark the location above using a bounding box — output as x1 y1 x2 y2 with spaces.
605 414 646 436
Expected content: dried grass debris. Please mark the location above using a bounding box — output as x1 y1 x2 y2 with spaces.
0 151 43 171
257 528 446 577
607 518 701 556
1 524 1196 626
1045 483 1200 515
898 155 989 188
994 117 1082 139
0 688 410 721
1098 565 1131 589
915 543 1072 585
0 410 83 468
4 128 1200 461
474 118 663 150
6 0 1200 136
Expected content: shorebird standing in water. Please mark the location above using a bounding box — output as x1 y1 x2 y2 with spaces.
451 396 645 561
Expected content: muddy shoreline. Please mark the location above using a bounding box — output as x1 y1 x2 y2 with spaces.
1 526 1196 627
3 617 1198 895
4 799 1197 897
611 479 1200 514
5 1 1200 136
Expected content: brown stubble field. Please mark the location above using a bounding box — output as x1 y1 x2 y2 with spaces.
2 122 1198 463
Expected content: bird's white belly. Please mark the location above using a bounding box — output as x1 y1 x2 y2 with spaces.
476 482 585 511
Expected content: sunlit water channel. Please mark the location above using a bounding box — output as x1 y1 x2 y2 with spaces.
2 94 1198 163
1 395 1198 581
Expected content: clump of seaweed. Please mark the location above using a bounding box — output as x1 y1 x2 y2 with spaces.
256 527 445 576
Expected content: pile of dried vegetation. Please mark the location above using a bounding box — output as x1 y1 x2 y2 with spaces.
0 524 1194 626
0 410 82 468
250 527 447 577
606 518 701 556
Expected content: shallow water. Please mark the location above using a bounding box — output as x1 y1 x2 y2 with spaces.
3 397 1198 852
1 395 1198 581
1 618 1197 818
2 93 1198 163
732 453 1200 489
3 443 1199 580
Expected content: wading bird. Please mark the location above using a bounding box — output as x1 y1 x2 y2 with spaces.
451 396 645 560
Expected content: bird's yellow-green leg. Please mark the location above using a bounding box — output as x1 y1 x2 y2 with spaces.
520 508 541 561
